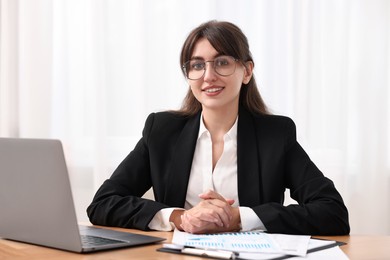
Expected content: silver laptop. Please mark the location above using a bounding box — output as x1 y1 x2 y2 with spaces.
0 138 165 253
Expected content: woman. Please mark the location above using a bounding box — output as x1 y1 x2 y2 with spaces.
87 20 350 235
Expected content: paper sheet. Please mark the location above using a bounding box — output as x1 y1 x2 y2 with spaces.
287 239 349 260
238 238 348 260
172 229 310 257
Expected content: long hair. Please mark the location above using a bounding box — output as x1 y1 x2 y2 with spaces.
175 20 269 116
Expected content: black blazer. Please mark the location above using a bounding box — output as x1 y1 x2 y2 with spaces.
87 107 350 235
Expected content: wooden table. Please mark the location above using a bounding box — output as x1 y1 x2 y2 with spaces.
0 226 389 259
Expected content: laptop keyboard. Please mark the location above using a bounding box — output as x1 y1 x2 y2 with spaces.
81 235 127 247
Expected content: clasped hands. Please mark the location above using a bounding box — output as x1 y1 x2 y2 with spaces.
170 190 241 234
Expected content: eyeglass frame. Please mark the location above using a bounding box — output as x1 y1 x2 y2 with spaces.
182 55 239 80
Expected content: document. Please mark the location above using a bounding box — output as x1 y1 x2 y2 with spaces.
159 230 347 259
172 229 310 257
238 239 348 260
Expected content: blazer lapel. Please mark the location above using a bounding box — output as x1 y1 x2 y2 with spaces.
237 108 262 206
163 109 263 208
164 113 201 207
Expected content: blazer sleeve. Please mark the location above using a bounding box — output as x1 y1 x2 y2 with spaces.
254 118 350 235
86 113 169 230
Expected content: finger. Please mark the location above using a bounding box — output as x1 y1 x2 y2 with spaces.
192 200 231 227
198 190 225 200
181 214 214 233
205 199 233 224
186 206 222 226
199 190 235 206
181 214 221 234
226 199 235 205
183 212 208 228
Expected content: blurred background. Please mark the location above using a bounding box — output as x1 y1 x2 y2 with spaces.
1 0 389 234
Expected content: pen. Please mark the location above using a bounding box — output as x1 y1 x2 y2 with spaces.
182 247 238 259
161 243 239 259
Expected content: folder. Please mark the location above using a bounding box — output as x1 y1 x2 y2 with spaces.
157 239 347 260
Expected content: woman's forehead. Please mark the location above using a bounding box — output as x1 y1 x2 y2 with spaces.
191 38 220 60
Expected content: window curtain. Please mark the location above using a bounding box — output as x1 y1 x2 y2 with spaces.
1 0 389 234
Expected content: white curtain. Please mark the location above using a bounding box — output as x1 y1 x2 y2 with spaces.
1 0 389 234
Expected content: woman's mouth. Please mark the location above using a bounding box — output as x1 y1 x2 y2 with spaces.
203 87 224 95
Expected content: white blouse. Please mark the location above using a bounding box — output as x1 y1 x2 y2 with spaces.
148 116 266 231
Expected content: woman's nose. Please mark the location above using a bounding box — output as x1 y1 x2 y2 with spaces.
203 62 217 82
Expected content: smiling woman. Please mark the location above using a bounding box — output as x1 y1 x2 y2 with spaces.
0 0 389 235
87 20 350 236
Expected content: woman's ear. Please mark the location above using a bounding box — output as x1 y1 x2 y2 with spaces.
242 61 254 84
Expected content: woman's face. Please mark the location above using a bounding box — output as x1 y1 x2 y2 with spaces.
187 38 252 113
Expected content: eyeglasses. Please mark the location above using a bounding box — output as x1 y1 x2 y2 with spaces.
182 55 238 80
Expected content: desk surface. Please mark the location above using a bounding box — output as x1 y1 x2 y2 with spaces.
1 226 389 259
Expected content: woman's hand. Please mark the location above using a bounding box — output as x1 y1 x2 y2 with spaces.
180 190 241 234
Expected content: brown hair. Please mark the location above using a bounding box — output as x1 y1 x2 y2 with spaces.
175 20 269 116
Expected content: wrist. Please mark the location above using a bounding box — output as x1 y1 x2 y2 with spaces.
230 207 241 231
169 209 185 231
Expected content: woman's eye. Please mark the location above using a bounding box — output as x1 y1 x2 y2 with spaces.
191 61 205 70
215 59 229 66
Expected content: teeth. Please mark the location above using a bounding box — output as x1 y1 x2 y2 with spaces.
205 88 223 93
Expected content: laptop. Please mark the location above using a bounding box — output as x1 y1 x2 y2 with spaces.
0 137 165 253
